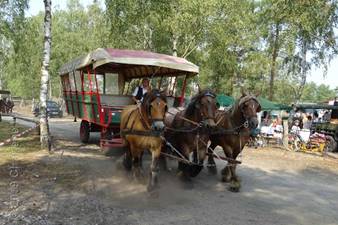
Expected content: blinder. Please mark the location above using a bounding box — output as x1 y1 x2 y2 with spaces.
238 95 261 129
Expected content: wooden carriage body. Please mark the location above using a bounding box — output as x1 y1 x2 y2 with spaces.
59 48 199 152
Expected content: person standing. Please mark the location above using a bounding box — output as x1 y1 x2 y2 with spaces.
132 78 151 104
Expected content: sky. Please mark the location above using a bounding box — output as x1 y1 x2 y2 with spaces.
28 0 338 89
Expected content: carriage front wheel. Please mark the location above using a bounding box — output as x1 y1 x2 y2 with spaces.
80 120 90 143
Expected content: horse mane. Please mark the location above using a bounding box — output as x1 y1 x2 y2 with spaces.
141 89 167 115
185 89 216 117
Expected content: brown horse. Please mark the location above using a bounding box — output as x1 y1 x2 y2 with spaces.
120 89 167 194
0 98 8 113
0 99 5 113
207 94 261 192
163 89 218 186
5 99 14 113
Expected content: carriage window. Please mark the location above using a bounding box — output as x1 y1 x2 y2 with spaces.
62 75 71 91
74 71 82 91
105 73 119 95
68 72 76 91
94 74 104 93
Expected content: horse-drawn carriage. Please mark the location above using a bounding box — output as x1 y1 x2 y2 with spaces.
59 48 198 150
59 48 261 194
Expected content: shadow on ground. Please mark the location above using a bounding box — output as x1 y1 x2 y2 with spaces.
1 139 338 225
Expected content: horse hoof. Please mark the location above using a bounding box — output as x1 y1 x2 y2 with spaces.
207 165 217 175
133 171 146 183
228 181 241 192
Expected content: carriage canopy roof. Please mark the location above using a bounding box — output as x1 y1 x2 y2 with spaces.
59 48 199 79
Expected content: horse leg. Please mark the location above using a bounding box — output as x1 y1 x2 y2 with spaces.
207 141 217 175
158 151 168 172
147 148 161 195
228 150 241 192
130 146 145 182
220 145 233 183
177 145 193 189
123 147 132 171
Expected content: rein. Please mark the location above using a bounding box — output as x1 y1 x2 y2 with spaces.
167 110 200 126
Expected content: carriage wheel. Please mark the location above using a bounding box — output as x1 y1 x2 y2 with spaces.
80 120 90 143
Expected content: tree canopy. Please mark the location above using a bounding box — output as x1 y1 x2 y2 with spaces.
0 0 337 104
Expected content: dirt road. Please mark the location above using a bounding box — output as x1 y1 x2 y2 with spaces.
1 117 338 225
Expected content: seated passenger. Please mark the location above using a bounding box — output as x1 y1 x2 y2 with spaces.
132 78 151 104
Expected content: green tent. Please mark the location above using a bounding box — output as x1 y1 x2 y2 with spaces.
257 97 291 111
216 94 235 107
216 95 290 110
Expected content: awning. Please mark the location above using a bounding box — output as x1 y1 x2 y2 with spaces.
216 95 291 110
216 94 235 107
59 48 199 79
257 97 291 111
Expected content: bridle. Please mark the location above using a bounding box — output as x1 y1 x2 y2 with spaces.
142 93 167 128
238 96 260 129
198 91 217 122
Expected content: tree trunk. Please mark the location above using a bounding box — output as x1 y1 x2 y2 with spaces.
169 34 178 94
282 119 289 150
269 23 280 101
40 0 52 150
295 40 307 101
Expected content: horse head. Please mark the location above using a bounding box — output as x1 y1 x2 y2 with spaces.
142 89 168 131
237 94 261 129
187 89 218 128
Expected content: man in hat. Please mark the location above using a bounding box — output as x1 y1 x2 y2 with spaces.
132 78 151 104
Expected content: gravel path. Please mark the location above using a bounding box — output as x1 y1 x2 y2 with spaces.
1 117 338 225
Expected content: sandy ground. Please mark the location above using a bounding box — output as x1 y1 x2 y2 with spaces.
1 114 338 225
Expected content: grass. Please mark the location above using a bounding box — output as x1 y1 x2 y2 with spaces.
0 134 42 164
0 121 28 141
0 134 87 190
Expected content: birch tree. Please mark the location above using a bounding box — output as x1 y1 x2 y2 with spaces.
40 0 51 149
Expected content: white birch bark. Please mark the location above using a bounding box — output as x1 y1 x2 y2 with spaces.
40 0 52 149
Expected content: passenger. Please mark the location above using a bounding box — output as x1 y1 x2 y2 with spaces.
291 119 301 134
132 78 151 104
303 115 312 130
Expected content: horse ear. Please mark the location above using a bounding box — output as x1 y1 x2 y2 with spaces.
196 83 201 93
240 87 247 97
254 90 261 97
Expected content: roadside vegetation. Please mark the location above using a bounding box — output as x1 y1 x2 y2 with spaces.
0 121 28 141
0 0 337 104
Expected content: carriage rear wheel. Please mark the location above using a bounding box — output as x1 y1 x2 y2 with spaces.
80 120 90 143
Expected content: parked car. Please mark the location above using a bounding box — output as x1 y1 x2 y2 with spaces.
33 100 63 118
